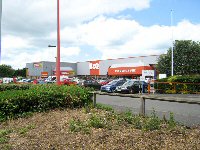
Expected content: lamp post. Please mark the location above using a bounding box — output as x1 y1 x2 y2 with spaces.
56 0 61 85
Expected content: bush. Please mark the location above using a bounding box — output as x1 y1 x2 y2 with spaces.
0 85 92 121
0 84 31 92
155 75 200 94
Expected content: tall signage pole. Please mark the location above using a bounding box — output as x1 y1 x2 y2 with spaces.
0 0 2 64
56 0 61 85
171 10 174 76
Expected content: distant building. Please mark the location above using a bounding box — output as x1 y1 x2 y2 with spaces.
26 55 159 79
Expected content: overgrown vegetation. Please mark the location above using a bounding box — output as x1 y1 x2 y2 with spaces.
0 107 199 149
69 105 178 133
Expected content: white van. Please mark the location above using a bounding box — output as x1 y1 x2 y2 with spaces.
3 78 13 84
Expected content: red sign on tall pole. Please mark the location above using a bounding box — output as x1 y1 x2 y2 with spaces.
56 0 61 85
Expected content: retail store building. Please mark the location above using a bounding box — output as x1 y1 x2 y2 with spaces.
26 55 159 79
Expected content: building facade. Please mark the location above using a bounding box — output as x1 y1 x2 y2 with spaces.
26 55 159 79
26 61 77 79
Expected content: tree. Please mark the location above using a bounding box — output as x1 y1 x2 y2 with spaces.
0 64 15 77
157 40 200 76
13 68 26 77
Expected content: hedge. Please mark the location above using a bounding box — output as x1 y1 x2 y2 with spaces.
155 75 200 94
0 84 31 92
0 85 92 121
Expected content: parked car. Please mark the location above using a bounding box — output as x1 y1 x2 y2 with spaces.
99 79 113 85
83 80 101 90
62 78 77 86
124 81 148 94
100 79 127 93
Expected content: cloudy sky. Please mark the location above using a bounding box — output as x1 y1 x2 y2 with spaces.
1 0 200 69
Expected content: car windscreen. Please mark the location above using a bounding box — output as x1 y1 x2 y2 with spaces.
107 80 118 85
122 80 135 87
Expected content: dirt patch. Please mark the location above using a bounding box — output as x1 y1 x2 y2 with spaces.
0 108 199 150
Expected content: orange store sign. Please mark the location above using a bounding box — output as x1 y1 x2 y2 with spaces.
41 72 48 78
89 60 100 75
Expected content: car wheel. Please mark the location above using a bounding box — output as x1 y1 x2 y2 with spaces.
129 89 134 94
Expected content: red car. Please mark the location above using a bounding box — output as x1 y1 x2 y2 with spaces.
99 79 113 85
62 78 77 86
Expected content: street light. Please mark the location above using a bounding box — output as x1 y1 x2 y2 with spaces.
48 45 56 48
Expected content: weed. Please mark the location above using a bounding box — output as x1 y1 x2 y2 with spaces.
168 112 176 129
69 119 84 132
0 129 12 137
0 137 8 144
83 103 91 114
96 103 113 112
88 114 105 128
116 110 134 125
133 115 143 129
69 119 90 134
18 124 36 135
2 144 12 150
143 110 161 131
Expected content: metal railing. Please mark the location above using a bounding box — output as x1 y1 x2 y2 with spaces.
91 91 200 116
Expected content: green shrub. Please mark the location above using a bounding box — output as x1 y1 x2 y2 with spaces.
156 75 200 94
0 85 92 121
0 84 31 92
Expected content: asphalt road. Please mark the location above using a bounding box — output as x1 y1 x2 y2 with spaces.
96 94 200 127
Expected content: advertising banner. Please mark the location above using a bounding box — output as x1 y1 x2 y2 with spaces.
142 70 155 76
33 62 42 68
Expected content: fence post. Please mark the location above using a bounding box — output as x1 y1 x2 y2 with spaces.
93 92 96 107
140 96 145 116
148 83 150 94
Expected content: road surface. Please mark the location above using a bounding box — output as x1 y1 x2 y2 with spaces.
96 94 200 127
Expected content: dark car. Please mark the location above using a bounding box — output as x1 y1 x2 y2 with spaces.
100 79 127 93
125 81 148 94
120 80 137 93
83 80 101 90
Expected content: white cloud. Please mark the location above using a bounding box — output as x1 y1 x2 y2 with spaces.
57 17 200 60
2 35 31 49
1 0 200 70
1 46 81 69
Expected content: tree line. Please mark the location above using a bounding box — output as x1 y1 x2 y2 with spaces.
0 64 26 78
156 40 200 76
